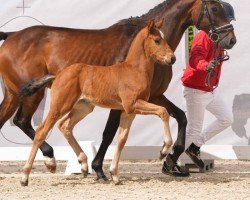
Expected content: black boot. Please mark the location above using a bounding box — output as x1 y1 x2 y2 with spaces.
185 143 205 168
162 154 190 177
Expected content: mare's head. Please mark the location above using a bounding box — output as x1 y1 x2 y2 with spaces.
192 0 236 49
144 20 175 66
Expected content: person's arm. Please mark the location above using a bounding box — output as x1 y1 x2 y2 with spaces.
189 33 211 72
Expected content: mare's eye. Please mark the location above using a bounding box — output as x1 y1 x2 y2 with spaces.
155 39 161 45
211 7 218 13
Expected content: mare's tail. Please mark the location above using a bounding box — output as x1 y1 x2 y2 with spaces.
0 32 10 41
20 75 55 97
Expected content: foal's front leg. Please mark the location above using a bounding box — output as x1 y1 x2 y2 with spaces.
134 99 173 159
110 112 135 185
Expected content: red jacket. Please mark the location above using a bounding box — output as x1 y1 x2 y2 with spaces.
181 31 224 92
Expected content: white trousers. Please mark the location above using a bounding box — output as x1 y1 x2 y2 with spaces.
183 86 233 148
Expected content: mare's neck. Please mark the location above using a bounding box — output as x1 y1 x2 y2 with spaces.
141 0 195 51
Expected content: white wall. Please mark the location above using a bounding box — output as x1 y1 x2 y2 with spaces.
0 0 249 151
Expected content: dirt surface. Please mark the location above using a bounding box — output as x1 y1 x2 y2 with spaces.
0 160 250 200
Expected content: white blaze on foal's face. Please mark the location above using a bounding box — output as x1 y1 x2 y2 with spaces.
159 30 168 61
160 30 165 39
154 30 173 65
144 21 174 65
159 30 175 65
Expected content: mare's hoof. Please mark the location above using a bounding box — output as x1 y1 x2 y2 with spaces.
95 175 108 182
94 168 108 181
44 156 57 173
162 155 190 177
95 177 109 183
20 180 28 187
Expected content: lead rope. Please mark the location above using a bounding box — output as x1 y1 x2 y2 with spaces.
0 128 53 145
205 40 230 90
205 41 219 89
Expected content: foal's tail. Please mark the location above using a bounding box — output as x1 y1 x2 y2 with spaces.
0 32 10 41
20 75 55 97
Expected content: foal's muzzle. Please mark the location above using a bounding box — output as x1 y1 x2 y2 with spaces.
163 55 176 65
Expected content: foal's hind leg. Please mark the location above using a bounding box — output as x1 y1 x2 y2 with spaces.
58 99 95 177
13 90 55 171
134 99 173 160
109 112 135 185
21 81 81 186
21 110 61 186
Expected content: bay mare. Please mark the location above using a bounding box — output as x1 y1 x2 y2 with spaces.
20 21 175 186
0 0 236 179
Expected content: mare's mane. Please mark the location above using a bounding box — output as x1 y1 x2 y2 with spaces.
116 0 171 26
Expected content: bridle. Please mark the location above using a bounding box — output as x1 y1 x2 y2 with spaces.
196 0 234 90
196 0 234 43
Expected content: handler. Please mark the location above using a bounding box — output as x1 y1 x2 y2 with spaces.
162 1 236 175
181 4 236 168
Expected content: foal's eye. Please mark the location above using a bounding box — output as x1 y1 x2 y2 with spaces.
155 39 161 45
211 7 218 13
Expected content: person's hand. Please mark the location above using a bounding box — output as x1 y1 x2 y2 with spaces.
206 59 217 74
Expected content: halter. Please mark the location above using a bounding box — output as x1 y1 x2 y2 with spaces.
196 0 234 43
196 0 234 90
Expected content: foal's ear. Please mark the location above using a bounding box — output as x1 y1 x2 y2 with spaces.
147 19 155 32
155 18 164 29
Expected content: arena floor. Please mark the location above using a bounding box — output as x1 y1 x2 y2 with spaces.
0 160 249 200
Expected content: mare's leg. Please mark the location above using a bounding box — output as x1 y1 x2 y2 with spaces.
134 99 173 159
0 87 19 128
150 95 187 166
92 109 121 180
58 99 95 177
109 112 135 185
13 90 55 170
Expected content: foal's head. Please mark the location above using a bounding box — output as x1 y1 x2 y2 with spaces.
144 20 176 66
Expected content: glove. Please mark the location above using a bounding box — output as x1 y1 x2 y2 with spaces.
206 59 217 74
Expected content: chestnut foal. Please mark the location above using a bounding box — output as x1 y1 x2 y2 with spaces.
20 20 175 186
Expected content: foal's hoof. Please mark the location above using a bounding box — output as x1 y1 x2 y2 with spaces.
81 170 89 178
20 180 28 187
110 172 121 185
46 164 56 173
44 156 57 173
159 151 168 160
159 142 171 160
